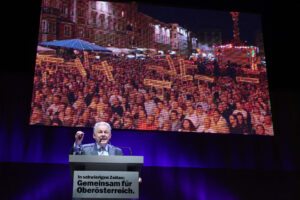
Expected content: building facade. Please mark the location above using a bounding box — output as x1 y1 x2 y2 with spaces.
39 0 194 55
39 0 140 48
169 23 190 55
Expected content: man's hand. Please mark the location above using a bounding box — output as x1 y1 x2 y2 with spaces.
75 131 85 146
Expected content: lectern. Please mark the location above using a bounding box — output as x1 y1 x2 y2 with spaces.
69 155 144 199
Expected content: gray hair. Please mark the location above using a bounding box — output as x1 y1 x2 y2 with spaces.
93 122 112 133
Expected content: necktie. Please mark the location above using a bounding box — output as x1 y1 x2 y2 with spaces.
99 147 108 156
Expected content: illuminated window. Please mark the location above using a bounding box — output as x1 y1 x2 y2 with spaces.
155 25 159 34
42 20 48 33
96 2 101 10
166 29 170 37
99 2 107 12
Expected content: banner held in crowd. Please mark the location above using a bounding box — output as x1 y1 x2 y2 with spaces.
143 79 172 89
236 76 259 84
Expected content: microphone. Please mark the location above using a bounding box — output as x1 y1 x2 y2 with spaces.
113 144 133 156
108 141 132 155
118 146 133 156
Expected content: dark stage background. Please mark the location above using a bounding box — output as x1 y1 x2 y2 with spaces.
1 0 299 199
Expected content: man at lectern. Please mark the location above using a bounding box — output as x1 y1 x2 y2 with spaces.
71 121 123 156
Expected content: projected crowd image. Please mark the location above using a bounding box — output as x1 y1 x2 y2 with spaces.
30 0 274 136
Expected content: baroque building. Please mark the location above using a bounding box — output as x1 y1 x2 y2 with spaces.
39 0 193 54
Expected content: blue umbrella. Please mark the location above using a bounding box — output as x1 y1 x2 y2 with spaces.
39 39 112 52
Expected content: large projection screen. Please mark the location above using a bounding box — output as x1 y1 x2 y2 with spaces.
30 0 274 136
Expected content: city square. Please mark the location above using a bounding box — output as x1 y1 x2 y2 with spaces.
31 0 273 135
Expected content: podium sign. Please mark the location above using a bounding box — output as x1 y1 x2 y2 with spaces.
73 170 139 199
69 155 143 199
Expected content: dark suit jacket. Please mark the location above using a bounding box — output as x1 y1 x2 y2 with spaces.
70 143 123 156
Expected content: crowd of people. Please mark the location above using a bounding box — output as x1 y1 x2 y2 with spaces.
30 52 273 136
